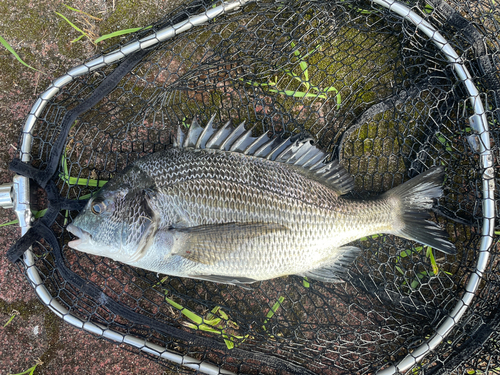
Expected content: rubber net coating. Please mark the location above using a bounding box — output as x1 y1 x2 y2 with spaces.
9 0 500 374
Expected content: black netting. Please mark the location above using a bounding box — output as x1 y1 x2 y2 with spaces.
7 0 500 374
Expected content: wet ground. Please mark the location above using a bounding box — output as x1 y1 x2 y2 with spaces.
0 0 189 373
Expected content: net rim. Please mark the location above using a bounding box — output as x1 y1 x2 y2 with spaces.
11 1 496 374
372 0 496 373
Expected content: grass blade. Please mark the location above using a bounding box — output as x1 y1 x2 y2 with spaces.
300 61 309 82
95 26 152 43
165 297 204 325
60 150 107 187
34 209 47 219
56 12 87 41
8 363 39 375
262 296 285 333
423 4 434 14
61 175 107 187
61 150 70 179
3 310 19 327
398 248 414 258
325 86 341 109
76 192 93 200
0 208 49 228
359 234 382 241
239 78 270 87
63 4 102 20
184 321 222 334
223 337 235 349
3 314 16 327
302 277 310 288
395 265 405 275
0 35 42 72
71 34 86 43
0 219 19 227
426 246 439 275
264 296 285 321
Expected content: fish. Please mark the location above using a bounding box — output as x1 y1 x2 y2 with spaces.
66 116 456 287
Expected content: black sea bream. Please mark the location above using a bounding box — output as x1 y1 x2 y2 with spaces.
67 116 455 286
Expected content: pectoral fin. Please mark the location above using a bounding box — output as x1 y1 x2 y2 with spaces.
171 222 288 265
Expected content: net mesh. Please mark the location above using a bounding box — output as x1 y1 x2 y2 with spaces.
12 0 500 373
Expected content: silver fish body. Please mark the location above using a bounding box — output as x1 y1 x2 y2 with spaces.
67 117 455 286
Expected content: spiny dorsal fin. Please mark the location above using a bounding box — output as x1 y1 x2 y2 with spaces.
175 117 355 195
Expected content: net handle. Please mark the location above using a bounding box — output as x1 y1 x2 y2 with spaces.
371 0 496 373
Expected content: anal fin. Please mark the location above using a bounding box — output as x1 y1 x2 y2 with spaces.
189 274 256 289
302 246 361 283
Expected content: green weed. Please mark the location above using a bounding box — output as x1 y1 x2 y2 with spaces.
465 367 500 374
302 276 310 288
164 296 249 350
0 209 47 228
359 235 451 290
241 42 341 108
57 4 152 44
3 310 19 327
160 277 286 348
435 132 453 153
59 148 105 224
423 4 434 14
181 117 190 129
56 11 89 43
0 35 42 73
358 234 383 242
339 0 374 15
59 150 107 188
0 218 20 228
9 359 42 375
94 27 152 43
397 246 452 290
62 4 101 19
262 296 285 334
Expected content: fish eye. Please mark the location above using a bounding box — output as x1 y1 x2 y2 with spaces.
91 200 106 215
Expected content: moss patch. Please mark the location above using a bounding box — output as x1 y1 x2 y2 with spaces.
0 298 45 319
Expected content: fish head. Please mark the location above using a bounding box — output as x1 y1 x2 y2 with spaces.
67 167 158 263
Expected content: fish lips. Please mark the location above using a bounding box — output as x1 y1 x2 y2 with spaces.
67 223 92 250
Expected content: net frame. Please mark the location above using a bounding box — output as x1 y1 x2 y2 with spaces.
8 0 496 374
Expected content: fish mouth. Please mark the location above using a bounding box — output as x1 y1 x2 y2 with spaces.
67 223 92 249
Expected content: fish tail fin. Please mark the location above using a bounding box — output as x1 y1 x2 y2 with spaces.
384 166 456 255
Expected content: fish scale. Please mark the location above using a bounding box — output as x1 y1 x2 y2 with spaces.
67 117 456 286
142 148 341 207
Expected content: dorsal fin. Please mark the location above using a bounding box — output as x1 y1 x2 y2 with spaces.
175 117 355 195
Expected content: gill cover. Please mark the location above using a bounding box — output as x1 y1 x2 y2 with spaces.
128 189 159 262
